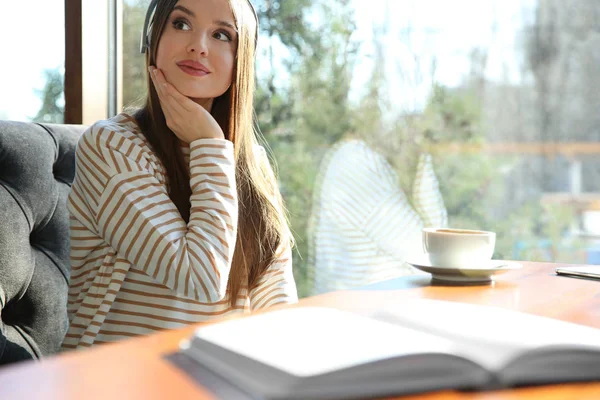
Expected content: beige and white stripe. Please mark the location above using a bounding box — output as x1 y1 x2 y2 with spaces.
62 113 297 349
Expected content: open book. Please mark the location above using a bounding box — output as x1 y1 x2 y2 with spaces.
172 299 600 399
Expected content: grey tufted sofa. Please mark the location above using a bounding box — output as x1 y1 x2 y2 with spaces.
0 121 86 365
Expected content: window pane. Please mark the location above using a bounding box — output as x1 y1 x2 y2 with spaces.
0 1 65 122
254 0 600 296
123 0 151 110
119 0 600 298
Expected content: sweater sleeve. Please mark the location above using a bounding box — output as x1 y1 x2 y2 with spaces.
71 123 237 303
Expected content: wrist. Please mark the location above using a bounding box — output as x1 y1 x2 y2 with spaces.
189 137 232 147
192 129 225 142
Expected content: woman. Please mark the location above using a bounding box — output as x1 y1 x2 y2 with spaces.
62 0 297 349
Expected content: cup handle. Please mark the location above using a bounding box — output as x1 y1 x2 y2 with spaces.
422 231 428 254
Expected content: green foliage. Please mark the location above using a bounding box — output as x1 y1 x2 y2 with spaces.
122 0 149 109
32 68 64 123
418 84 484 144
494 202 584 263
256 0 318 55
271 140 323 297
434 154 502 228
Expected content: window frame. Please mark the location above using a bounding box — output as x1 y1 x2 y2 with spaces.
65 0 123 125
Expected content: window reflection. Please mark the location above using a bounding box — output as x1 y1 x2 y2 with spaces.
123 0 151 109
117 0 600 297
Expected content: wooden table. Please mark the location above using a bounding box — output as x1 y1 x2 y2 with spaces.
1 261 600 399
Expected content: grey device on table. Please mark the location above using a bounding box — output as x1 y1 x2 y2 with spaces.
556 266 600 281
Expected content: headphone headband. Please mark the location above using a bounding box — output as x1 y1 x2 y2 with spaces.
140 0 259 54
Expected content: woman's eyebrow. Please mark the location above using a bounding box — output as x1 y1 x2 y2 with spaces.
172 5 236 32
173 5 195 17
216 20 237 32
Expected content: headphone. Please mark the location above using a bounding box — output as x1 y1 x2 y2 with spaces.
140 0 259 54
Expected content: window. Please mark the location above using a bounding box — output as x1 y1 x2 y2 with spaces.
0 1 65 123
122 0 150 110
114 0 600 298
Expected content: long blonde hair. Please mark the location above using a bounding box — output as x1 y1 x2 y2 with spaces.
134 0 292 306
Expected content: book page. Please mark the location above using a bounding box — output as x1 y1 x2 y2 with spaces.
192 307 459 377
375 299 600 371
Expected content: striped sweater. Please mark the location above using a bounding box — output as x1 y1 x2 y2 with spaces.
62 113 297 350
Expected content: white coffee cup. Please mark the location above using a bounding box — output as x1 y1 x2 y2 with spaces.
422 228 496 268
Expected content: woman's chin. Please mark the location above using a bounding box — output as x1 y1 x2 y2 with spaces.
177 87 212 101
183 94 214 109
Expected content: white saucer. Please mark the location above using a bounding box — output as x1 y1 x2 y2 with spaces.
406 257 523 284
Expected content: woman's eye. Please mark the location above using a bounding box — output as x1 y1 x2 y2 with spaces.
213 31 232 42
172 19 191 31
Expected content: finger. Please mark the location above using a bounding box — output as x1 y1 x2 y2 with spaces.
150 67 185 119
150 67 169 98
159 98 176 127
158 85 186 123
152 83 174 122
149 67 177 122
149 67 168 101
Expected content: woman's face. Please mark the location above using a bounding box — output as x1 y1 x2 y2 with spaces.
156 0 237 104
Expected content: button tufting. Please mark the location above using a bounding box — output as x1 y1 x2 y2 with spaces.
0 121 86 364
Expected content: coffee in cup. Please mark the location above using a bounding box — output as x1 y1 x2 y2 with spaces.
422 228 496 268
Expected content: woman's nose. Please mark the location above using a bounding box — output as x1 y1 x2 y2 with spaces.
187 32 208 55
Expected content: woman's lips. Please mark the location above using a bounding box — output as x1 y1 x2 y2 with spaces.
176 60 210 77
178 65 209 77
